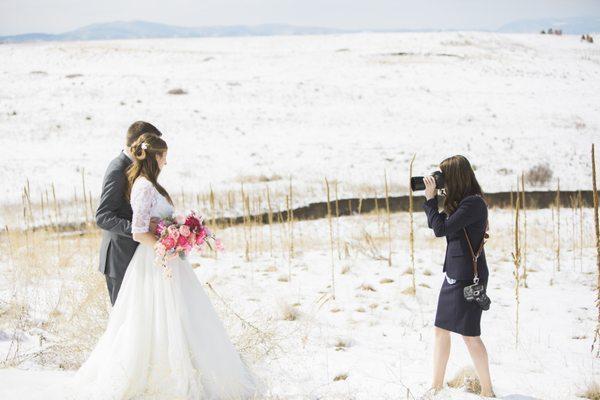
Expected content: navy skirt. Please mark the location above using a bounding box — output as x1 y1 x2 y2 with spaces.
434 277 487 337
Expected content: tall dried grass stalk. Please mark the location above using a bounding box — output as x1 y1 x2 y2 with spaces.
408 155 416 292
241 184 250 262
334 180 340 260
591 144 600 356
266 185 274 257
556 178 561 272
571 194 578 270
579 190 584 271
374 188 381 228
384 170 392 267
325 178 335 299
520 172 528 288
511 185 521 347
288 177 295 261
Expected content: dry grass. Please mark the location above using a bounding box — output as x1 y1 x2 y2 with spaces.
401 286 416 295
580 381 600 400
276 300 299 321
0 229 108 369
1 174 595 375
359 283 377 292
333 373 348 381
447 367 481 394
167 88 187 95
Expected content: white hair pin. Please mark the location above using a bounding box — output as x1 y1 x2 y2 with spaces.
141 143 148 150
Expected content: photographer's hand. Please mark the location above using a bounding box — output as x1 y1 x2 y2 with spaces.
424 176 437 200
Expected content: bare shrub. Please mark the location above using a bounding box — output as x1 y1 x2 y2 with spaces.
525 163 553 187
167 88 187 95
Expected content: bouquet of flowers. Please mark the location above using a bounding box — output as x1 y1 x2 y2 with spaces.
153 211 223 277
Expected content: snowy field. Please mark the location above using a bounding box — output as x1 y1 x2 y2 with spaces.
0 207 598 399
0 31 599 211
1 31 599 400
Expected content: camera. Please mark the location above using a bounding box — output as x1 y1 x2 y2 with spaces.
410 171 445 191
463 283 491 310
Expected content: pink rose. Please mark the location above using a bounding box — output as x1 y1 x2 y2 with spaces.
185 215 202 231
179 225 191 237
167 225 180 240
188 233 196 245
196 231 206 245
174 214 186 224
177 235 189 247
162 237 175 250
156 221 166 235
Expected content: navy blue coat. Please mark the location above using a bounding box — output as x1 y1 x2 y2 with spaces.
422 194 489 281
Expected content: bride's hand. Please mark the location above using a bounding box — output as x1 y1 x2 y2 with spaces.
424 176 437 200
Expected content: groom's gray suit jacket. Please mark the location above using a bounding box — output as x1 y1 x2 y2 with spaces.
96 152 139 280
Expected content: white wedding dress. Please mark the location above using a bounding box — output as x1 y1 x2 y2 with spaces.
65 176 260 400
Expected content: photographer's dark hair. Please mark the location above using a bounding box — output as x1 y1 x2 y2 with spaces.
126 121 162 147
439 155 484 215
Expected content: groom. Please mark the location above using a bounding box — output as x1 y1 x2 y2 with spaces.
96 121 162 305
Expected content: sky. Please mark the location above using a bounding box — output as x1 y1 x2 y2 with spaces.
1 0 599 36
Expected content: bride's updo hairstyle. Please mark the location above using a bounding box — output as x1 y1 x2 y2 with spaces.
439 155 484 215
126 133 174 205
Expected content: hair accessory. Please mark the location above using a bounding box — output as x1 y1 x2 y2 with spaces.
141 143 148 150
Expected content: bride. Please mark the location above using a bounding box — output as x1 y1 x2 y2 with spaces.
68 133 260 399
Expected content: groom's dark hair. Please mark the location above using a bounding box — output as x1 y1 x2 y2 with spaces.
126 121 162 146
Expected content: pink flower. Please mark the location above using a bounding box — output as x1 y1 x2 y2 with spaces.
177 235 189 247
196 229 206 245
215 239 224 251
155 243 166 256
174 214 186 224
156 221 166 235
167 225 180 240
185 215 202 231
179 225 191 237
188 233 196 245
162 236 176 250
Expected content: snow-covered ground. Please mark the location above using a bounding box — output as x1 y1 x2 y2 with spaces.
0 31 598 211
1 31 599 399
1 207 598 399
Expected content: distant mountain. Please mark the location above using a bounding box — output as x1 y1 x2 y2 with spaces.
0 20 354 43
498 16 600 34
3 17 599 44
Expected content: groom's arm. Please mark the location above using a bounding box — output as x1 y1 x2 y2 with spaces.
95 168 132 238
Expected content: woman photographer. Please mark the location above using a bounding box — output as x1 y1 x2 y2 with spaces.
422 155 494 397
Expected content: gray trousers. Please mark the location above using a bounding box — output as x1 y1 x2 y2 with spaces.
105 275 123 306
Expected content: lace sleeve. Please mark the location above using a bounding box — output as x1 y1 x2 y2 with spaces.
130 177 158 234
